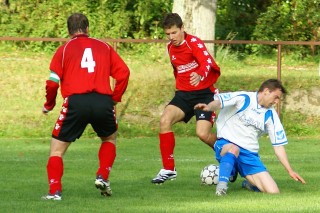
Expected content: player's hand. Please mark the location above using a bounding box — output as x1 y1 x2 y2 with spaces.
190 72 201 86
194 103 209 111
289 171 306 184
42 107 50 115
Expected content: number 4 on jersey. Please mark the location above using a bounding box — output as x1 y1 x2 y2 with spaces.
81 48 96 73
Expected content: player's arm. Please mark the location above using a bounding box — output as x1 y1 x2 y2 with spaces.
194 99 222 112
189 38 220 82
273 145 306 184
109 48 130 102
43 71 60 114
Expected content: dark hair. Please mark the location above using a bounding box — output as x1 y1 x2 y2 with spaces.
258 79 287 94
162 13 183 29
67 13 89 35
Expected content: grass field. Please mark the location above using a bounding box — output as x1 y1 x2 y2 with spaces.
0 137 319 213
1 47 320 139
0 46 319 212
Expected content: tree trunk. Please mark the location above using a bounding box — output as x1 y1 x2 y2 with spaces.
173 0 217 55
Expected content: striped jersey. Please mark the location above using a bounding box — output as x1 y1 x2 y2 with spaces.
167 32 220 92
214 91 288 152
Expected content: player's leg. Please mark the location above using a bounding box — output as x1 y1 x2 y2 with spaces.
90 93 118 196
43 95 87 200
152 104 184 184
195 119 216 148
194 88 217 148
245 172 279 193
237 147 278 193
215 140 240 196
42 138 71 200
94 133 117 196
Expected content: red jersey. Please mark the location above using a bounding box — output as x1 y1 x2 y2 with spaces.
48 34 130 105
167 33 220 92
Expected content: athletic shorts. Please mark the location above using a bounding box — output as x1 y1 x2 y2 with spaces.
214 138 267 177
52 92 117 142
169 88 217 123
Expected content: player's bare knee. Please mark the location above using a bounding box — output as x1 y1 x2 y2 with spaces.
228 144 240 156
196 131 208 142
159 116 172 131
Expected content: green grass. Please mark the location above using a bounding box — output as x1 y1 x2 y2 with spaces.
1 47 320 138
0 137 318 213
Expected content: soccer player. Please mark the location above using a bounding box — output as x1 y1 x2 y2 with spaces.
194 79 306 196
41 13 130 200
151 13 221 184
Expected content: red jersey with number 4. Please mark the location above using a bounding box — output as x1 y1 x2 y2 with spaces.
167 32 220 92
50 34 130 102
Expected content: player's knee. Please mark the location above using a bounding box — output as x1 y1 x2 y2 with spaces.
229 144 240 156
196 131 209 142
159 116 172 130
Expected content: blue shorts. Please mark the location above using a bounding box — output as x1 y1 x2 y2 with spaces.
214 138 267 177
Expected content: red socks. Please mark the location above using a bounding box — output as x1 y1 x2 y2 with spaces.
96 142 116 180
47 156 63 194
159 132 175 171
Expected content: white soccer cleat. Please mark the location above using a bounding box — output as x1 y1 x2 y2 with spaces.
151 169 177 184
41 191 62 201
95 175 112 196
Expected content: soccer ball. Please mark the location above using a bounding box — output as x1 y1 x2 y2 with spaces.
200 164 219 185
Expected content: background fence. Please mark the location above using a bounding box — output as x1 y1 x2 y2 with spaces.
2 37 319 115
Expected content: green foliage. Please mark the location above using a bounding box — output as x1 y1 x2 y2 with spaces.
216 0 272 41
216 0 319 57
0 0 172 51
251 0 320 56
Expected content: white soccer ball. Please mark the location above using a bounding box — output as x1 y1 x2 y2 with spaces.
200 164 219 185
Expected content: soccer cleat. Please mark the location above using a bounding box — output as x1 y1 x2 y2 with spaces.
215 187 228 196
151 169 177 184
95 175 112 196
41 191 62 201
242 180 261 192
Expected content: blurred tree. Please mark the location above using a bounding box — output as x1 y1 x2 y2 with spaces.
173 0 218 54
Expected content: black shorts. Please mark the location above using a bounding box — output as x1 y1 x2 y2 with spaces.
169 88 217 123
52 92 117 142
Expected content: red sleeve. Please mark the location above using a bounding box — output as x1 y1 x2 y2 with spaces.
109 48 130 102
188 37 220 80
43 80 59 111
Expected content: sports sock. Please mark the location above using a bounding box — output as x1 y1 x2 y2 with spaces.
219 152 236 183
96 142 116 180
47 156 63 194
159 132 175 171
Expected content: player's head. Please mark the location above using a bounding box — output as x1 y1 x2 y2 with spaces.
67 13 89 36
258 79 287 108
162 13 183 29
162 13 185 46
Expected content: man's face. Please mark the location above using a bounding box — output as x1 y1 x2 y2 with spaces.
260 88 283 108
164 25 185 46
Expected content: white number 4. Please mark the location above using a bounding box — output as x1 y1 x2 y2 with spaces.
81 48 96 73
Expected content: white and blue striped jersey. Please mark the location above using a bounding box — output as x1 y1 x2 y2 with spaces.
214 91 288 153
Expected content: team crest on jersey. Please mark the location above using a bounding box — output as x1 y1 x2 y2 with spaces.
171 55 176 60
276 130 285 140
221 93 231 99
